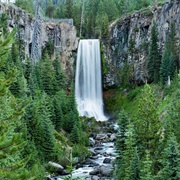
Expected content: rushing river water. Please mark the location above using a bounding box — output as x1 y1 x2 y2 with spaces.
55 141 117 180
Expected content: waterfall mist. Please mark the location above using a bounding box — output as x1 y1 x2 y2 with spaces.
75 39 107 121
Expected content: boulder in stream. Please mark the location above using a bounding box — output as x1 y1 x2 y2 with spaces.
99 165 112 176
103 158 111 164
110 134 116 141
89 169 100 175
91 175 100 180
96 134 108 140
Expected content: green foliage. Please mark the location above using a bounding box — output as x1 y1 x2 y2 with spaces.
166 22 179 69
40 52 57 95
15 0 35 14
147 22 161 83
65 0 73 18
160 48 174 84
134 84 161 161
140 150 154 180
116 110 130 156
0 30 42 180
158 134 180 180
0 13 8 35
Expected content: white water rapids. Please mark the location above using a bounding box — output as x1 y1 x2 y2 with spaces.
75 39 107 121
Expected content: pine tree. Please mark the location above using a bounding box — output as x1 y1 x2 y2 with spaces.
166 22 179 70
26 92 58 162
160 47 175 84
123 123 139 180
65 0 73 18
0 30 38 180
102 13 109 41
116 110 129 157
147 22 161 83
135 84 160 158
52 55 66 90
0 13 8 35
40 52 56 95
140 150 154 180
158 134 180 180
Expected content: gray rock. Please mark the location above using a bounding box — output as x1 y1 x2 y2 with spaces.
110 134 116 141
61 170 69 175
90 138 96 147
89 169 99 175
103 158 111 164
89 149 98 156
91 175 100 180
96 134 108 140
99 165 112 176
48 161 64 173
104 1 180 88
94 147 104 151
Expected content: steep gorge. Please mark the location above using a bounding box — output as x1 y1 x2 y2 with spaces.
1 1 180 87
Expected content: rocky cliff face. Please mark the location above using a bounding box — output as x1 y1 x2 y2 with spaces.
0 2 78 79
104 1 180 88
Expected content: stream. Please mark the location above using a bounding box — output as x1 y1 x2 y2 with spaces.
50 122 118 180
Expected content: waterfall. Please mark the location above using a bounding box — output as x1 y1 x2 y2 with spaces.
75 39 107 121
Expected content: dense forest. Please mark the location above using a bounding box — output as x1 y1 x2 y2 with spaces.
15 0 166 38
0 0 180 180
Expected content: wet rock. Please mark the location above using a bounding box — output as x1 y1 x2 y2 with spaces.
89 149 97 156
61 170 69 175
99 165 112 176
103 158 111 164
48 161 64 173
96 134 108 140
76 163 84 169
103 152 109 157
90 156 98 160
91 175 100 180
110 134 116 141
89 169 100 175
46 175 53 180
94 147 104 151
90 138 96 147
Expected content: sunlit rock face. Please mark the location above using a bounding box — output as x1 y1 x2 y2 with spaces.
75 40 107 121
104 1 180 88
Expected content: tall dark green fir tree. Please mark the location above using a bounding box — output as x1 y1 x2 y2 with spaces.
147 22 161 83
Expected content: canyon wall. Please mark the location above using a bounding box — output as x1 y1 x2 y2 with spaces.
104 1 180 87
0 2 78 79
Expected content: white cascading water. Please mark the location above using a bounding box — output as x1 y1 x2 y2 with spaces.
75 39 107 121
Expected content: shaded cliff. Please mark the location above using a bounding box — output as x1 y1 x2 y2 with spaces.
0 2 78 79
104 1 180 88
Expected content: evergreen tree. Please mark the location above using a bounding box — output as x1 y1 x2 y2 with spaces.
123 123 139 180
160 47 175 84
0 30 39 180
140 150 154 180
26 92 58 162
102 13 109 41
52 91 64 132
52 55 66 90
166 22 179 70
135 84 161 160
147 22 161 83
116 110 129 156
40 52 56 95
158 134 180 180
65 0 73 18
0 13 8 35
